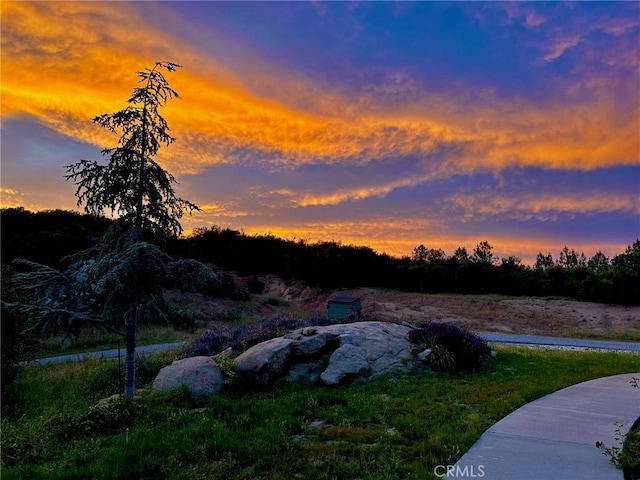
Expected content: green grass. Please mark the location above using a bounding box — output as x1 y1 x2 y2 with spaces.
562 329 640 342
2 347 639 480
20 325 193 361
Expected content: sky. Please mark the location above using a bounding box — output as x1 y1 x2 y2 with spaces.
1 1 639 264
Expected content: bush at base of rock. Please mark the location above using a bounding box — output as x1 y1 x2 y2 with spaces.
407 322 492 371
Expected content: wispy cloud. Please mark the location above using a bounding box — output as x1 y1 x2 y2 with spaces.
447 191 640 222
3 1 637 181
0 187 24 209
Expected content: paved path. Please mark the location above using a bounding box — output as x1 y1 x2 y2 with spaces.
478 332 640 352
20 342 186 366
23 332 640 366
451 373 640 479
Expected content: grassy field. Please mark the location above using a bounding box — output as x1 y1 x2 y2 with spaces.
2 346 639 480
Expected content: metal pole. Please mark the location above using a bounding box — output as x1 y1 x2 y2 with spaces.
118 339 123 394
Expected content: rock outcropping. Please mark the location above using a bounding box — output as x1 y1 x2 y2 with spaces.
152 356 224 398
234 321 422 386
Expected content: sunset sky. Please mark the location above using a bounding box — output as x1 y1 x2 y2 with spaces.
1 1 639 264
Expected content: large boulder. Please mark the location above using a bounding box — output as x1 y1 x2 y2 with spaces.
152 356 224 398
231 337 294 384
234 321 421 386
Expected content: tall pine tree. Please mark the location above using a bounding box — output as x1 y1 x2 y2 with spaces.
66 61 198 237
65 62 199 399
7 62 198 400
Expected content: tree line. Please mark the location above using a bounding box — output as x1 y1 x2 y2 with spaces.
168 228 640 305
3 209 638 305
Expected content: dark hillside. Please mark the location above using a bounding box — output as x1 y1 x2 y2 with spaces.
1 208 112 268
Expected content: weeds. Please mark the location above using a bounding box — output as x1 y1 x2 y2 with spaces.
596 421 640 470
596 376 640 476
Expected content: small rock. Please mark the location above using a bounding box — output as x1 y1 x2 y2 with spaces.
418 348 432 362
308 419 332 429
302 327 317 336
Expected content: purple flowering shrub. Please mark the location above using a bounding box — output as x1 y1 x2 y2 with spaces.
408 322 492 371
178 313 343 359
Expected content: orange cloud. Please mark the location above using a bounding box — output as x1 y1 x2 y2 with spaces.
447 190 640 222
0 186 76 212
271 172 439 207
0 187 24 209
2 0 638 188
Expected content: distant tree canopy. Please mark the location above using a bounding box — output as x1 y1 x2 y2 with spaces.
0 207 112 268
3 209 639 306
167 226 640 305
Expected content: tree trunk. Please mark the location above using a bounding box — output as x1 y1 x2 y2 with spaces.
124 319 136 400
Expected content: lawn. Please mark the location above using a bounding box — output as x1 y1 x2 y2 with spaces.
2 346 639 480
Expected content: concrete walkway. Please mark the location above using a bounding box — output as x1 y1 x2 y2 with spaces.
451 373 640 479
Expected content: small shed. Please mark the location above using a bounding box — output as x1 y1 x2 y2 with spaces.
327 296 362 320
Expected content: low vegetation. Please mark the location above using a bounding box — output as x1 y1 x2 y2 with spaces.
3 208 639 305
596 376 640 478
408 322 493 372
178 313 355 359
2 347 639 480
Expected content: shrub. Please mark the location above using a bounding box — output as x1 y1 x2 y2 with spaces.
246 277 266 294
178 313 346 359
428 344 457 372
230 284 252 301
208 272 236 298
408 322 492 371
1 267 40 410
264 295 286 306
165 303 205 331
596 420 640 472
166 259 220 294
177 326 238 358
230 315 308 351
